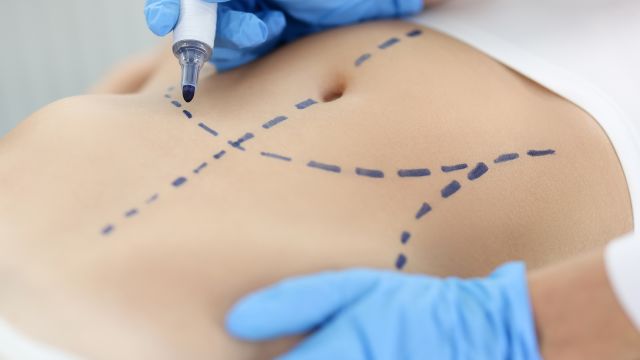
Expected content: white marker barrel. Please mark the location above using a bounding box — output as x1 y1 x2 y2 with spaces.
173 0 218 49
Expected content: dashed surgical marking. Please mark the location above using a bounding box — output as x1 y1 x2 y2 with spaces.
415 202 432 220
296 99 317 110
101 224 115 236
172 177 187 188
379 37 400 49
401 231 411 244
171 100 182 108
441 163 468 173
307 161 341 173
183 110 193 119
146 193 159 204
198 122 219 137
261 152 292 162
441 180 462 198
398 168 430 178
164 94 171 99
355 53 372 67
407 29 423 37
125 209 139 218
228 133 255 151
355 167 384 178
262 116 288 129
495 153 519 163
213 150 226 160
167 86 175 92
468 162 489 181
193 162 208 174
395 254 407 270
528 149 556 157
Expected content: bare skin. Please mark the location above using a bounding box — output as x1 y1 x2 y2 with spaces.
0 20 633 359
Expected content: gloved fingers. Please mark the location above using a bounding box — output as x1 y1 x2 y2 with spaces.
213 9 286 71
268 0 424 26
144 0 181 36
225 269 380 341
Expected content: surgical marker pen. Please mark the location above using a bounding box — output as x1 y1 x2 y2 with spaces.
173 0 218 102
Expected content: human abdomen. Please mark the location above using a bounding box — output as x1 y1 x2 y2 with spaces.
0 20 631 359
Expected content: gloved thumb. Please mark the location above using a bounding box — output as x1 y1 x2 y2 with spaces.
225 269 380 341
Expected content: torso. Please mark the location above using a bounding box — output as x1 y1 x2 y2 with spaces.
0 21 632 359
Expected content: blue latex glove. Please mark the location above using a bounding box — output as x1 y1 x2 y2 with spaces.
144 0 424 71
226 262 542 360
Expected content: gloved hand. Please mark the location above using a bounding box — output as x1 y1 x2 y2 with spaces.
144 0 424 71
226 263 542 360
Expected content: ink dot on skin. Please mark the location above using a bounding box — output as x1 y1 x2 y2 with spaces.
441 163 468 173
395 254 407 270
171 100 182 108
167 86 175 92
198 122 219 137
213 150 226 160
355 167 384 178
296 99 318 110
398 168 431 178
172 177 187 188
415 202 432 220
261 152 292 162
355 53 372 67
401 231 411 244
182 110 193 119
193 162 208 174
262 116 288 129
494 153 519 163
101 224 115 236
307 161 341 173
527 149 556 157
124 209 139 218
164 94 171 99
379 37 400 49
407 29 423 37
441 180 462 198
468 162 489 181
146 193 159 204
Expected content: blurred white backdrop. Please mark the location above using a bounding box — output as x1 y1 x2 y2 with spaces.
0 0 158 137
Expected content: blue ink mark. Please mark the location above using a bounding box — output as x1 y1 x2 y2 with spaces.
228 133 255 151
355 53 372 67
379 37 400 49
398 168 431 177
193 162 208 174
167 86 175 92
415 202 432 220
441 163 468 173
198 122 219 137
355 167 384 178
171 100 182 108
468 162 489 181
182 110 193 119
101 224 115 236
441 180 462 198
164 94 171 99
172 177 187 187
296 99 317 110
146 193 159 204
307 161 341 173
125 209 139 218
213 150 226 160
395 254 407 270
407 29 423 37
261 152 292 162
401 231 411 244
528 149 556 157
262 116 288 129
494 153 519 163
